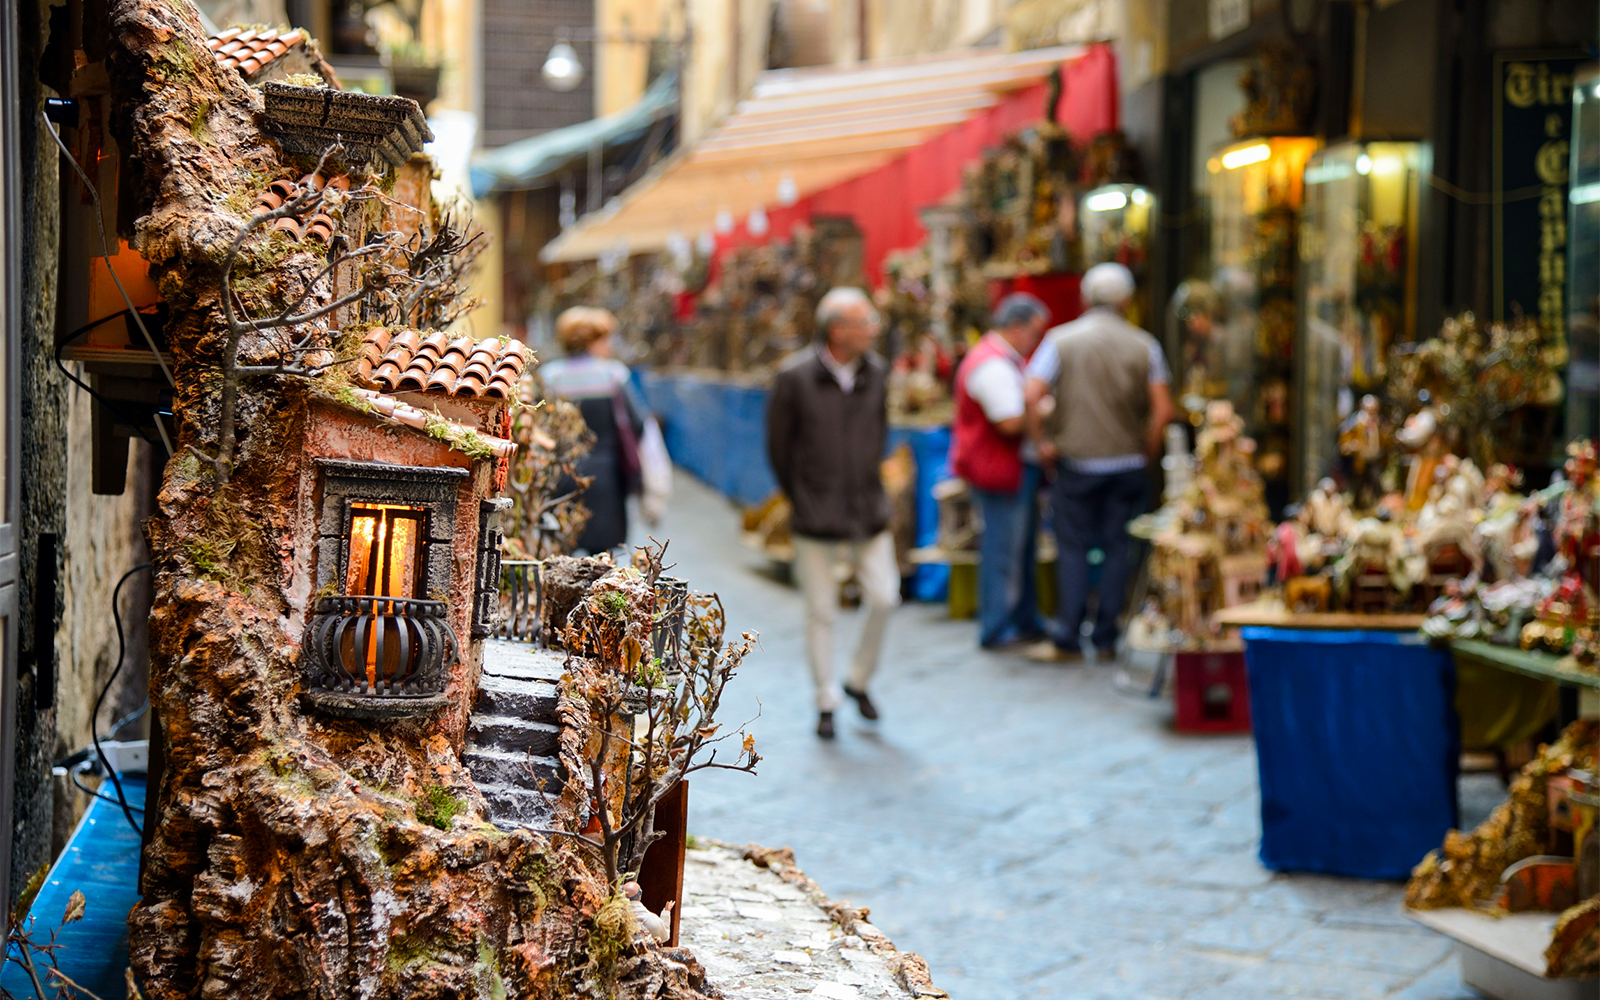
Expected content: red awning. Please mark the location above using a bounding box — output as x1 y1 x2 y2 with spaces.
540 43 1120 281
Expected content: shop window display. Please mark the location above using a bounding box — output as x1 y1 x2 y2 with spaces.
1203 136 1319 513
1079 182 1153 326
1297 141 1422 496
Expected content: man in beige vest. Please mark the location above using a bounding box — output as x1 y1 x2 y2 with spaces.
1024 263 1175 661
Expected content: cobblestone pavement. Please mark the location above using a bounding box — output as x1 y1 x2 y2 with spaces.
646 475 1496 1000
679 844 927 999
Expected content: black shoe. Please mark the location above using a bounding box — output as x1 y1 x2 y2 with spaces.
817 712 836 739
842 686 879 721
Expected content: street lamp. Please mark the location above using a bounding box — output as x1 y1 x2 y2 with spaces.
541 40 585 92
539 18 692 94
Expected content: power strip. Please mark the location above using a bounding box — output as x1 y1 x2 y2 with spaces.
94 740 149 775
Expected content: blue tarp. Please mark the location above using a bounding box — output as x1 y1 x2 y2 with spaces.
2 777 145 997
1241 628 1459 880
635 370 951 600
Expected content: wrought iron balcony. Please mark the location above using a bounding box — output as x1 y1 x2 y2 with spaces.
302 595 457 719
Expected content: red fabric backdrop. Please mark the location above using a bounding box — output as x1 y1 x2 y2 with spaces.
706 42 1120 289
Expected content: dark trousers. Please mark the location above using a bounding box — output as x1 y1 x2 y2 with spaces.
1050 465 1148 652
972 463 1046 646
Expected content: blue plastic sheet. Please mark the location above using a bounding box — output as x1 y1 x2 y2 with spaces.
635 371 952 600
2 777 146 997
636 372 777 507
1241 627 1459 880
888 425 951 601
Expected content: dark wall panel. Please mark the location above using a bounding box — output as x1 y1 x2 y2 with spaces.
482 0 595 148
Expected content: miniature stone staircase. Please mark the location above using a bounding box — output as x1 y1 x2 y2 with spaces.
466 639 568 830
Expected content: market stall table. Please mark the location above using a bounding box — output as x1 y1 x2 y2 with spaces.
1219 610 1457 879
1451 638 1600 704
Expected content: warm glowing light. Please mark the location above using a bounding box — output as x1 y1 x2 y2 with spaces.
1371 155 1403 176
1130 188 1151 206
1206 157 1222 174
345 503 426 691
1221 143 1272 170
1085 190 1129 212
1355 153 1373 175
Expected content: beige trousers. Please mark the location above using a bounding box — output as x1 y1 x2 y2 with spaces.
792 531 901 711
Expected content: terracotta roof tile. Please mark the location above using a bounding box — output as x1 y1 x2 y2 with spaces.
207 27 307 79
341 388 518 459
355 327 528 400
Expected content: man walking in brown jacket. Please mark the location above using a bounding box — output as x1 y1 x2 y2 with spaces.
766 287 900 739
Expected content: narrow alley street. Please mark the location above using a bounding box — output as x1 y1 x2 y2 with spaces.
649 475 1483 1000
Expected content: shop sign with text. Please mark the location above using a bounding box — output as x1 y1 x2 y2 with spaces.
1494 52 1583 342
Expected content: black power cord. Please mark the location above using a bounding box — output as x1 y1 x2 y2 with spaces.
54 309 160 448
94 564 152 837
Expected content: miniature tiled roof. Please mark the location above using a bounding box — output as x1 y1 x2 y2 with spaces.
343 387 517 459
356 328 528 400
208 27 308 77
261 82 432 166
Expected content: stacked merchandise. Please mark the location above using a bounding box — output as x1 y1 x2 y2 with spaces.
1131 313 1587 654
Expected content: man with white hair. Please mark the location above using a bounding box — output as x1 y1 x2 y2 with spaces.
1024 263 1175 662
767 287 900 739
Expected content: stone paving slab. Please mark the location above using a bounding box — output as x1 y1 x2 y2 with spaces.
646 475 1492 1000
679 844 945 999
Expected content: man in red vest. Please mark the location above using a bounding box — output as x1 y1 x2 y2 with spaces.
951 293 1052 648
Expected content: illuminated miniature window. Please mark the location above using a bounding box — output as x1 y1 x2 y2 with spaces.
303 460 468 719
345 503 427 598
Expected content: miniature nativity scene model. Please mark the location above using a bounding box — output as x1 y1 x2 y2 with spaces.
68 3 759 996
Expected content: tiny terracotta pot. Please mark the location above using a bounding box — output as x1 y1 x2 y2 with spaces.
267 178 299 201
324 175 351 193
299 172 327 192
272 216 302 238
254 189 285 212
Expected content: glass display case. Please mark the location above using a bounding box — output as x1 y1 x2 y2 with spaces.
1200 136 1319 513
1570 66 1600 445
1079 183 1154 326
1296 141 1422 495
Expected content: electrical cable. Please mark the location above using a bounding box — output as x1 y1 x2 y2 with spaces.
41 110 174 390
70 763 144 813
42 109 175 458
54 309 157 447
95 564 152 837
109 698 149 737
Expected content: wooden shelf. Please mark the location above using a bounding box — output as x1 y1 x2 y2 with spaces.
1407 908 1558 977
1212 606 1425 631
908 545 977 566
61 344 173 367
1450 639 1600 691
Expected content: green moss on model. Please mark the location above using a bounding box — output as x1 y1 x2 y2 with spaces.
415 784 465 830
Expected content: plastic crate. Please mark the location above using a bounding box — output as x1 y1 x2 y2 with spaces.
1173 649 1251 733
